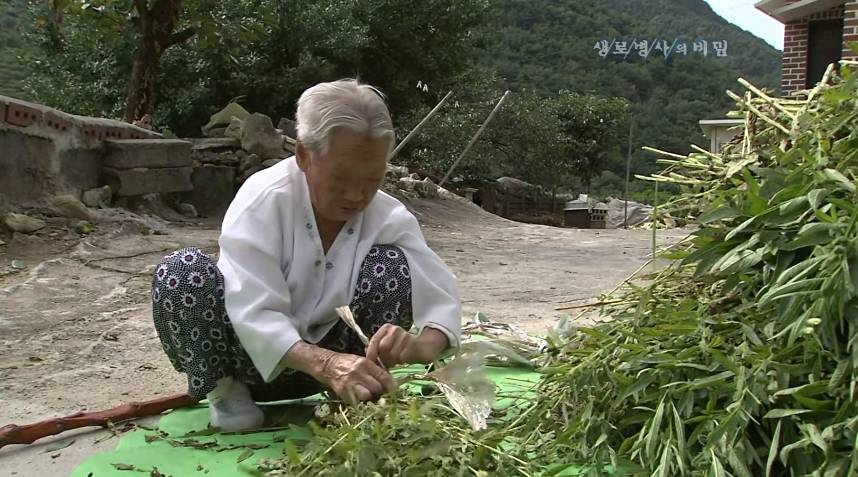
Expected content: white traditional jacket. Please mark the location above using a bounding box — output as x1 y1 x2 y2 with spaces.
218 157 461 382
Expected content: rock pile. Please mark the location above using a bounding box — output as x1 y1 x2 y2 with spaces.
188 101 443 206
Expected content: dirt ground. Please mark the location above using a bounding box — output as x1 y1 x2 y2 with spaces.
0 194 686 472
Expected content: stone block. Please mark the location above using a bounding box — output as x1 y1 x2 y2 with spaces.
179 165 236 216
225 117 243 139
397 177 438 199
238 153 261 173
386 164 409 180
104 167 193 197
52 195 94 220
190 137 241 150
83 186 113 208
205 126 228 138
241 113 284 159
278 117 297 138
103 139 192 169
203 102 251 135
4 213 46 234
177 203 198 218
218 152 240 167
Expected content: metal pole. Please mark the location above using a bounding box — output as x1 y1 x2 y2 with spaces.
623 118 634 228
388 91 453 162
439 90 511 188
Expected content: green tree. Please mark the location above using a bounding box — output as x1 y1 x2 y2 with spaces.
35 0 212 122
551 91 629 193
27 0 489 134
398 73 629 195
0 0 34 99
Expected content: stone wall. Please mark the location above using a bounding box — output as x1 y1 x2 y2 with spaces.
0 96 448 221
0 95 160 210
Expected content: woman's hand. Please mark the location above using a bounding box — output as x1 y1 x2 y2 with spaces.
317 351 398 404
365 325 449 368
283 342 397 404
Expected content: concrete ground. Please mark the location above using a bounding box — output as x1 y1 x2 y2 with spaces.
0 194 686 476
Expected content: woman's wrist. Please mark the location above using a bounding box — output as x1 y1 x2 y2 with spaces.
414 327 449 363
283 341 337 380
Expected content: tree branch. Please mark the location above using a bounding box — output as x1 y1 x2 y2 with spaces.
133 0 149 17
487 139 515 161
164 26 197 47
487 138 511 150
132 0 151 33
0 393 198 447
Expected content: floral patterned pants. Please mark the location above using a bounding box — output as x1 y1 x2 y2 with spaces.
151 245 413 400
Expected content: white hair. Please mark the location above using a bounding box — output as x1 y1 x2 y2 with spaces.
296 79 395 157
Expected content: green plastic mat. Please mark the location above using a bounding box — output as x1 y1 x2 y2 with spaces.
71 367 542 477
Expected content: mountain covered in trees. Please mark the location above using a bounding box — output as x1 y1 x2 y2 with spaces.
0 0 31 99
475 0 781 179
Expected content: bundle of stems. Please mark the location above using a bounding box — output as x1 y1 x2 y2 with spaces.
519 63 858 476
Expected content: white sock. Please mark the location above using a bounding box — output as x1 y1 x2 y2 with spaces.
207 377 264 432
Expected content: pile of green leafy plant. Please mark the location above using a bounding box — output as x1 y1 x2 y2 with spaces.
521 64 858 476
259 64 858 476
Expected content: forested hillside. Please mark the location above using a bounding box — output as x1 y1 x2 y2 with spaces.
477 0 782 177
0 0 32 99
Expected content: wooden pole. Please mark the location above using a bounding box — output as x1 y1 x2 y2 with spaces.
624 119 634 228
0 393 199 448
439 91 510 188
388 91 453 162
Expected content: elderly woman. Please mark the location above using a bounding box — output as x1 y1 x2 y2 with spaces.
150 79 461 432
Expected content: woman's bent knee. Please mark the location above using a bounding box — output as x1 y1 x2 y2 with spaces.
154 247 216 278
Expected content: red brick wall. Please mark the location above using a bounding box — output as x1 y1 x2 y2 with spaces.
845 1 858 59
781 1 858 94
783 21 809 93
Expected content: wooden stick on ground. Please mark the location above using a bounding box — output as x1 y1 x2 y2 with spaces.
0 393 199 448
555 299 625 311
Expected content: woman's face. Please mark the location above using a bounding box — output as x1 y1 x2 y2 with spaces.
297 128 389 224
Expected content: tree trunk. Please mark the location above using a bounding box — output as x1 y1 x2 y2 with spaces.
551 186 557 213
123 0 191 123
123 35 161 123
